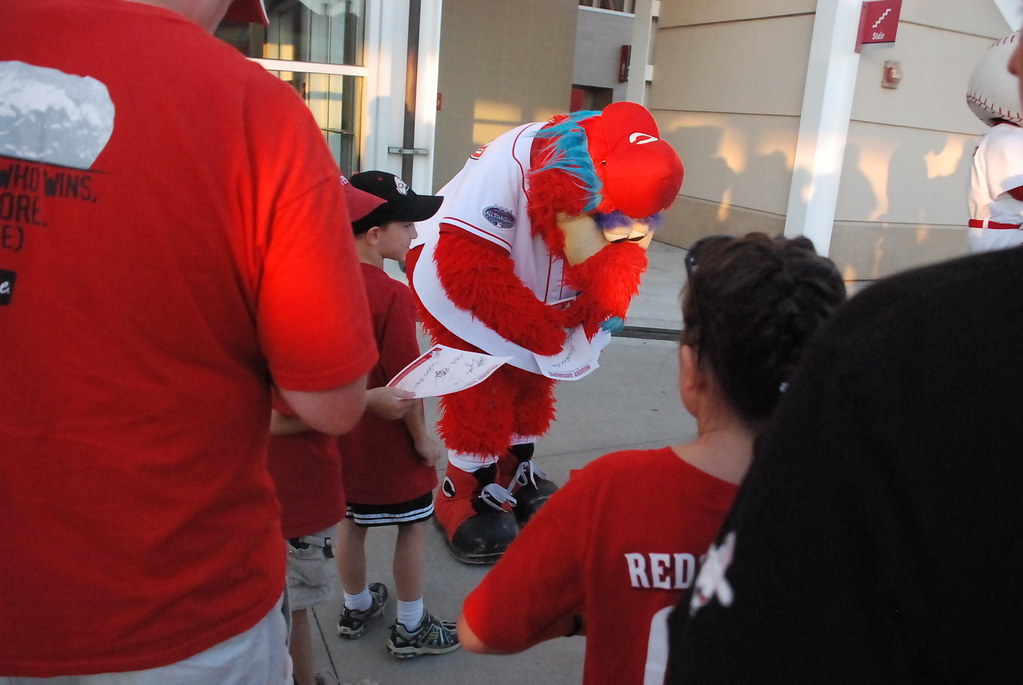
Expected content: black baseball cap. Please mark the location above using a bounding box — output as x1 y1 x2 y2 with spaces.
348 171 443 233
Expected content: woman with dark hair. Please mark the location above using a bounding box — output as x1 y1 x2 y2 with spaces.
456 233 847 685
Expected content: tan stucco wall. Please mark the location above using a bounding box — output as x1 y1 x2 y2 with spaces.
650 0 1013 280
432 0 577 192
835 6 1010 278
651 4 813 248
574 8 633 101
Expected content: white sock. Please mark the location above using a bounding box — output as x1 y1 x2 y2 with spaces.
397 598 424 631
447 451 497 472
344 587 371 612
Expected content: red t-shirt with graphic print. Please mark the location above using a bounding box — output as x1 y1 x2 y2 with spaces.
0 0 375 675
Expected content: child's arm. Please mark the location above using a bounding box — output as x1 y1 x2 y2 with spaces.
402 399 444 467
365 386 416 420
366 386 442 465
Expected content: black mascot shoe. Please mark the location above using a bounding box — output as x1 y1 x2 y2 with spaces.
508 460 559 526
435 463 520 564
446 508 520 565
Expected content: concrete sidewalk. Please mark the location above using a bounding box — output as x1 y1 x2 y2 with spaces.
312 241 694 685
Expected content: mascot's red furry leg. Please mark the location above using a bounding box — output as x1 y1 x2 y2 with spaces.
431 354 560 563
408 245 564 563
495 373 561 526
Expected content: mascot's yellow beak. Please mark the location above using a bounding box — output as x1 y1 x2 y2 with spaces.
556 213 654 265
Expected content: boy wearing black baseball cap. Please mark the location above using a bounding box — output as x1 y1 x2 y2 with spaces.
347 170 444 234
334 172 458 658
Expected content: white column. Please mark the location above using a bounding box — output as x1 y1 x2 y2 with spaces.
993 0 1023 30
361 0 408 173
362 0 441 189
414 0 442 193
783 0 862 253
625 0 658 105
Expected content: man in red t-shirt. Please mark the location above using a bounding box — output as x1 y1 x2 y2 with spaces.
0 0 376 681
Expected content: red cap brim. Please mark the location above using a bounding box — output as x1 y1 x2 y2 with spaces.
225 0 269 25
341 176 388 222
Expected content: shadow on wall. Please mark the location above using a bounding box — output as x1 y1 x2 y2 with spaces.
661 126 736 243
880 135 950 225
664 122 974 280
660 124 805 248
841 133 974 283
838 143 878 220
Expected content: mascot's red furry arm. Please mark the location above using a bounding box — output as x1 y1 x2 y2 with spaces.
433 235 569 356
407 102 683 563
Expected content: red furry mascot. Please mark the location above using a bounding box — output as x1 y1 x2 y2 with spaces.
407 102 683 563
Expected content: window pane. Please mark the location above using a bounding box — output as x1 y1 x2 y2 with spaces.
268 71 362 172
578 0 635 12
217 0 366 66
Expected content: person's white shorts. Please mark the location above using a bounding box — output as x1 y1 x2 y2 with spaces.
286 525 340 611
0 595 291 685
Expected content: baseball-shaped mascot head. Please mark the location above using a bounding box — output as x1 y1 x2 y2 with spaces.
525 102 684 265
967 30 1023 126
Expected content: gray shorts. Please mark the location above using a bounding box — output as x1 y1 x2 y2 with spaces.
0 594 290 684
286 525 339 611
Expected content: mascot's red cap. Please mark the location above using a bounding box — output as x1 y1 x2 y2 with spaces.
585 102 683 218
225 0 269 24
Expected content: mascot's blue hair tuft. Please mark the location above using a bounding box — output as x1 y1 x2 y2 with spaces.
531 110 603 213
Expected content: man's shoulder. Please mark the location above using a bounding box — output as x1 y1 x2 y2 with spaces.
796 248 1023 402
833 249 1023 335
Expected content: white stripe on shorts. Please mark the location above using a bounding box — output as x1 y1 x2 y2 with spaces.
348 502 434 527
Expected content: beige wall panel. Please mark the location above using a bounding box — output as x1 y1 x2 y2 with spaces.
900 0 1011 36
830 222 968 284
653 16 813 117
852 25 998 134
837 121 978 226
575 8 633 100
657 201 967 284
657 111 799 216
657 196 786 249
659 0 815 28
433 0 576 189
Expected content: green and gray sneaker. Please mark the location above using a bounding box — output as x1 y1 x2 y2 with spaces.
385 609 460 658
337 582 388 640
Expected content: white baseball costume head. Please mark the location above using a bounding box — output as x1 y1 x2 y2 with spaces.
967 31 1023 126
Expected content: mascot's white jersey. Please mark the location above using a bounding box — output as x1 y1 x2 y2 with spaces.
411 122 611 376
968 122 1023 252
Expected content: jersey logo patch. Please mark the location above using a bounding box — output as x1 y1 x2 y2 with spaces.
482 205 514 229
470 144 488 160
689 531 736 615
